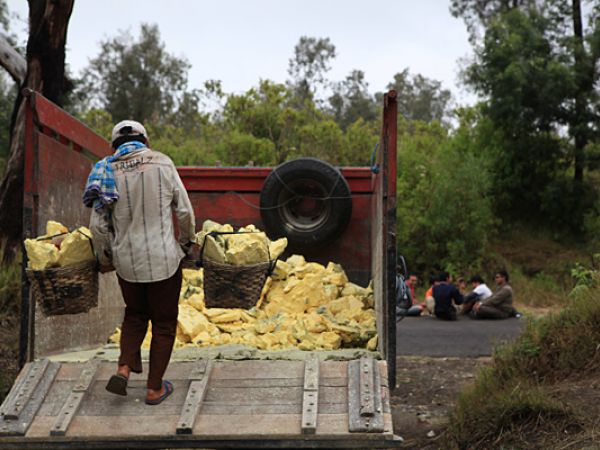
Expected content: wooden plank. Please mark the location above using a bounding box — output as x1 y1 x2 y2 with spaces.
0 361 32 417
303 355 319 391
176 361 212 434
0 362 59 436
200 402 347 415
347 359 384 433
203 385 346 406
1 360 50 420
51 360 99 436
210 360 304 379
301 356 319 435
301 391 318 435
77 380 187 416
359 357 375 417
188 359 208 380
210 378 303 389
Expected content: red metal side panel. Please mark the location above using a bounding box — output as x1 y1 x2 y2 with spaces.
179 167 373 193
22 92 123 360
29 91 109 159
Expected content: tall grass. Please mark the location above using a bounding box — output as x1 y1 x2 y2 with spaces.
446 286 600 448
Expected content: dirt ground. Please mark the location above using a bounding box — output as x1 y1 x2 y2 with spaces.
391 355 490 449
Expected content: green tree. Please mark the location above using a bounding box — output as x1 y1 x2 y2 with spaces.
328 70 378 129
454 1 600 229
380 69 452 123
287 36 336 103
80 23 197 124
396 114 495 272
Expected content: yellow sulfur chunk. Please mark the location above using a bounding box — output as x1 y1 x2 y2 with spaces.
327 296 364 315
367 335 378 351
24 239 59 270
209 309 242 323
285 254 306 267
185 293 205 311
341 282 370 297
225 235 269 265
193 331 212 345
215 321 248 333
46 220 68 236
108 327 121 344
291 262 326 279
271 260 291 280
57 227 94 267
178 304 209 341
254 319 278 335
315 331 342 350
268 238 288 260
182 268 203 287
203 235 226 263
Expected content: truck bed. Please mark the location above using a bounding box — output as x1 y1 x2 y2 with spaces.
0 357 400 449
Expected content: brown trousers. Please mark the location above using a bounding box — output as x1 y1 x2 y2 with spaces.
117 266 182 390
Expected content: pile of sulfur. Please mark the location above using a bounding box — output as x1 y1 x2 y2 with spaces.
109 224 377 352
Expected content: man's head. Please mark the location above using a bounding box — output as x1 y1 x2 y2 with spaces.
406 273 418 288
469 274 484 288
111 120 148 149
494 270 509 286
438 271 450 283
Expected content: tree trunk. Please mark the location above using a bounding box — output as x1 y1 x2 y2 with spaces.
0 34 26 84
572 0 586 183
0 0 74 263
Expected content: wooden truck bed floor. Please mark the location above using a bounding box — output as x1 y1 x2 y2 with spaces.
0 357 401 449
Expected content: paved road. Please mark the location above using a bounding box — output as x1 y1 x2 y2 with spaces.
396 315 524 357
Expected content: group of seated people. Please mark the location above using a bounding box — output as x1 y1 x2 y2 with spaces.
396 269 519 321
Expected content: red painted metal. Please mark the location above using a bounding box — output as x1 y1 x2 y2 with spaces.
179 167 373 193
24 90 111 159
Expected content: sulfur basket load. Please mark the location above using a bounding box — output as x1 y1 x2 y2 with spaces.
24 221 97 316
196 220 287 309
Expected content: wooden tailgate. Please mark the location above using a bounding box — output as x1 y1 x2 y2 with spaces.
0 358 401 449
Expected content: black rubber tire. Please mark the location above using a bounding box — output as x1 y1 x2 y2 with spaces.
260 158 352 248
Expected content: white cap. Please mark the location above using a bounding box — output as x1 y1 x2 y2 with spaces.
111 120 148 144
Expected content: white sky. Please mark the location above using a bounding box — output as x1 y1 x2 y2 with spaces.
7 0 477 105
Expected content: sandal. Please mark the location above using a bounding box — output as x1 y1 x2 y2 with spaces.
105 374 128 396
145 380 174 405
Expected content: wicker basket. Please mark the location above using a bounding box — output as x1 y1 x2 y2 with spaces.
26 260 99 316
203 258 272 309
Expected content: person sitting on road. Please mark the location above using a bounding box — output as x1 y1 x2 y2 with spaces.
460 275 492 315
424 276 436 314
432 271 464 321
472 270 516 320
396 270 423 318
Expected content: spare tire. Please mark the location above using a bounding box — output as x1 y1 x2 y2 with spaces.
260 158 352 248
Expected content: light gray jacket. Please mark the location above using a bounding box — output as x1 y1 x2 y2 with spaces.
90 148 195 283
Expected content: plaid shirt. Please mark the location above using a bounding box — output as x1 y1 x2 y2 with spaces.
89 148 195 283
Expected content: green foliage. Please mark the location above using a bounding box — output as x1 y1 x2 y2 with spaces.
396 112 495 273
458 2 600 231
382 68 452 123
79 23 197 124
328 70 377 129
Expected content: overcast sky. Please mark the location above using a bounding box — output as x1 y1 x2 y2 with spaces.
7 0 477 105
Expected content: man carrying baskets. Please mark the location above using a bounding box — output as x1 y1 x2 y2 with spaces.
84 120 196 405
